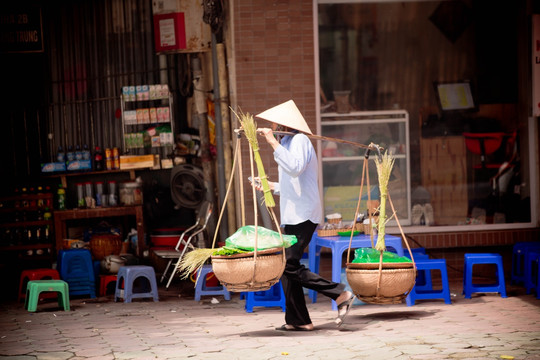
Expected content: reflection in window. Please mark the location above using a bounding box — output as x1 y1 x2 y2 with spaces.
318 1 529 227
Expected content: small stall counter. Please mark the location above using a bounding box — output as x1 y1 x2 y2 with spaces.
53 205 145 257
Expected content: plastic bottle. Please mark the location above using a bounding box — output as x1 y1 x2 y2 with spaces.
36 185 45 208
44 186 52 208
105 148 113 170
108 181 118 206
94 146 103 171
112 147 120 170
95 181 104 206
75 145 83 161
57 184 66 210
76 183 85 208
43 207 52 221
82 144 91 161
66 146 75 163
57 146 65 163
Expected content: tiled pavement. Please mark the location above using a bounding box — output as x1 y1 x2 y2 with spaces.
1 276 540 360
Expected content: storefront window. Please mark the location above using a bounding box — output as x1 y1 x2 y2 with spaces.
317 0 532 229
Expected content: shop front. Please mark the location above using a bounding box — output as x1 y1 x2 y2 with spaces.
0 0 539 295
229 0 540 275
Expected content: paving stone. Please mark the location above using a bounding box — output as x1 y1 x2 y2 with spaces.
34 351 73 360
1 274 540 360
448 351 491 358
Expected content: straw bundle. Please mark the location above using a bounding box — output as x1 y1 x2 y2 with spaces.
178 248 216 279
374 151 395 251
232 109 275 208
178 247 248 280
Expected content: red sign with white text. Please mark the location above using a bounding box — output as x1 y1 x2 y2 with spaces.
153 12 186 53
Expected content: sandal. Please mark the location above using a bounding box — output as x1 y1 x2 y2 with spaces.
275 324 314 331
335 293 355 327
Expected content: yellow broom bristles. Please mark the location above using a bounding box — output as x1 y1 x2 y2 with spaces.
374 151 395 252
178 248 215 279
232 108 275 208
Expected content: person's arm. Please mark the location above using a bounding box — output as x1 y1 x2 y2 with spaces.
256 127 281 195
273 134 312 177
258 127 280 150
252 178 277 192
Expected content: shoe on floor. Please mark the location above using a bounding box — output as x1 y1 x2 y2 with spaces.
275 324 314 331
335 292 355 327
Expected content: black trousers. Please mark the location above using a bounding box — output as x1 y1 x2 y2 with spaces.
281 220 345 326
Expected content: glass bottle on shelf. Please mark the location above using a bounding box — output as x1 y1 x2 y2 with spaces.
43 207 52 222
57 184 66 210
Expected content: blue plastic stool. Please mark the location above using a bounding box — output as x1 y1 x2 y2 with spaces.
244 280 285 313
57 249 96 298
411 248 427 255
115 265 159 303
463 253 507 299
511 242 540 285
405 252 432 291
406 258 451 306
525 251 540 296
532 252 540 300
194 264 230 301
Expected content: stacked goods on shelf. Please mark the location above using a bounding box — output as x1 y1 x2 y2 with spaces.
120 84 175 169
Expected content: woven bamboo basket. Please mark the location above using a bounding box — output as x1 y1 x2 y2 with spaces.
317 228 338 237
327 217 342 225
90 234 122 260
345 262 416 304
211 247 285 292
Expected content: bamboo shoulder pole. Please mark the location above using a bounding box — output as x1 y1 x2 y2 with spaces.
233 128 380 150
217 43 236 235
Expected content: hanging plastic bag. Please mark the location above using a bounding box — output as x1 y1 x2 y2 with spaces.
225 225 297 251
352 247 411 263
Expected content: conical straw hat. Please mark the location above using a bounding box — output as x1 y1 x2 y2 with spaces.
255 100 313 134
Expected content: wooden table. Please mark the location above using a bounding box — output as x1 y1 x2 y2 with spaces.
53 206 145 257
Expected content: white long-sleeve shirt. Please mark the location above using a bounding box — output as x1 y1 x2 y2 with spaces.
272 133 322 225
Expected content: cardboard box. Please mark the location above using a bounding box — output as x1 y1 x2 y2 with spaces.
120 155 155 170
67 160 92 171
41 162 66 173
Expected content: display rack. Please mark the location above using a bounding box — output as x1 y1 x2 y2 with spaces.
0 192 55 262
120 84 175 161
319 110 411 225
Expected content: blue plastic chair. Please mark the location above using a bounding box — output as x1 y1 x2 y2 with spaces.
463 253 507 299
